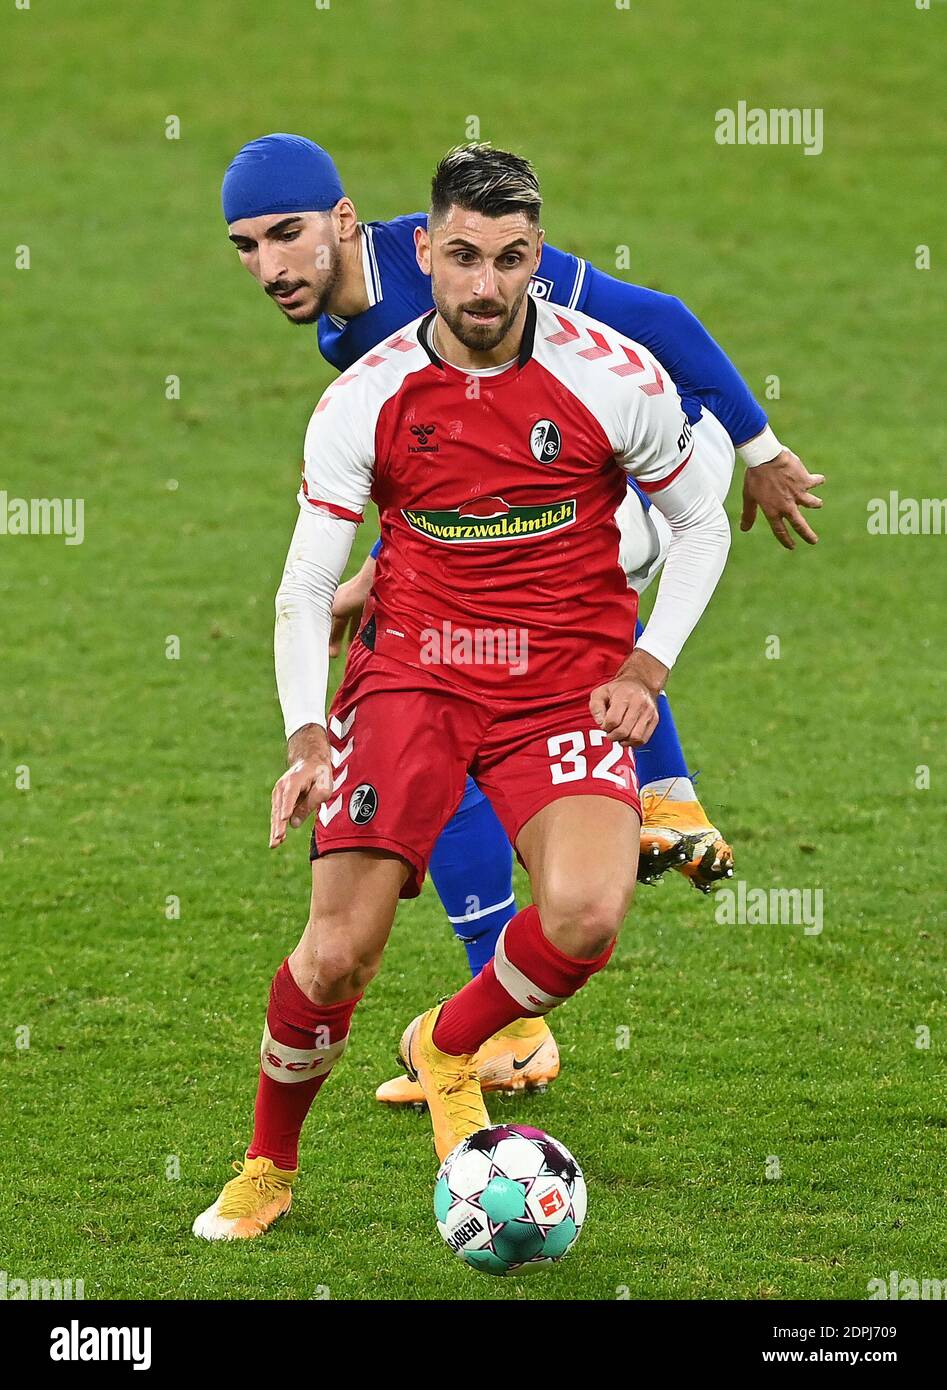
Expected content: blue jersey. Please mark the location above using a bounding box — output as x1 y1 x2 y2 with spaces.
317 213 767 447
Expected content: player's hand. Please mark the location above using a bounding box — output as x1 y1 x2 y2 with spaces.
329 554 377 657
740 448 825 550
270 725 333 848
590 651 668 748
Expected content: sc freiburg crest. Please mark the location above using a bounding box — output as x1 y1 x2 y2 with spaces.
530 419 561 463
349 784 378 824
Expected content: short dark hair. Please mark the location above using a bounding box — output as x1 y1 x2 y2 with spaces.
430 143 542 227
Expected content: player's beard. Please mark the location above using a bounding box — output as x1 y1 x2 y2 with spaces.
267 246 343 325
433 284 527 354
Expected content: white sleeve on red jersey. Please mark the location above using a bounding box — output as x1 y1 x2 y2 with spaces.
532 302 731 671
611 363 694 492
299 377 377 522
275 380 375 739
299 318 431 518
608 364 730 669
278 318 431 737
634 460 730 671
275 507 357 737
530 300 693 489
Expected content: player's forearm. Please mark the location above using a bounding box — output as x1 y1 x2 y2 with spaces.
274 578 333 740
634 473 731 671
286 722 328 766
656 295 766 448
614 646 668 697
274 509 356 740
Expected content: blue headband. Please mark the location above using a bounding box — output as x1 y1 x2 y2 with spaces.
222 133 345 222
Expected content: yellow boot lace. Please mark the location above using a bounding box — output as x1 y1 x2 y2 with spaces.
440 1062 488 1134
218 1159 293 1220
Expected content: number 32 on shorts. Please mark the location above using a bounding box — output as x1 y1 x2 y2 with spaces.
546 729 639 792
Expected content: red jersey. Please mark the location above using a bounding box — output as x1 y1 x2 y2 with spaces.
300 295 693 700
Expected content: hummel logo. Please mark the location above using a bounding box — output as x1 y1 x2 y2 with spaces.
409 424 438 454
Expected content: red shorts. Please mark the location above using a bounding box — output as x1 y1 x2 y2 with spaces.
312 640 641 897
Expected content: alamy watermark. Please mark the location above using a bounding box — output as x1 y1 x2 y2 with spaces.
868 1270 946 1300
0 491 84 545
715 881 824 936
0 1269 85 1299
867 492 946 535
420 620 529 676
715 102 824 156
50 1320 151 1370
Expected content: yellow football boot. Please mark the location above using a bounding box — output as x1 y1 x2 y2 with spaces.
191 1154 297 1241
376 1014 559 1107
398 1005 490 1161
639 780 734 893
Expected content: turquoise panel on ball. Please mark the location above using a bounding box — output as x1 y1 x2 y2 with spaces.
463 1248 511 1276
434 1174 453 1224
541 1216 578 1259
493 1221 545 1264
480 1175 527 1223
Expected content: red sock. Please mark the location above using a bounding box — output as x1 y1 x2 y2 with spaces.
247 959 362 1170
432 905 614 1055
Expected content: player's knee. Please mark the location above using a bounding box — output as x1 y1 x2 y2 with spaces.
568 908 622 959
320 947 380 996
541 881 632 958
292 921 383 1000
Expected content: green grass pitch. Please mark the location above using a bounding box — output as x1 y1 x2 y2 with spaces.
1 0 944 1301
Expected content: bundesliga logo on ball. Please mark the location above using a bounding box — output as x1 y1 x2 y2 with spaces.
435 1124 586 1274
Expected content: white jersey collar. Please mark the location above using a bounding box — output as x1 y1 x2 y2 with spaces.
359 222 382 309
325 223 383 330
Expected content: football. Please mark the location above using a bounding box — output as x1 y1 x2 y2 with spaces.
434 1124 587 1275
